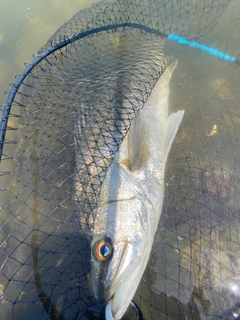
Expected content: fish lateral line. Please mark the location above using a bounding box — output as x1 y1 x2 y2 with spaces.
102 195 138 205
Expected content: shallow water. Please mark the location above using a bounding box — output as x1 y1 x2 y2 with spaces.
0 0 98 106
1 0 240 319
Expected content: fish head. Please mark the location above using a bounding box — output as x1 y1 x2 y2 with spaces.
90 197 155 319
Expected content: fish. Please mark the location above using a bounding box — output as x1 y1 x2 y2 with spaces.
90 60 185 320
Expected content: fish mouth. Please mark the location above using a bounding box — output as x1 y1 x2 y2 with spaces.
104 243 143 320
105 273 140 320
105 290 132 320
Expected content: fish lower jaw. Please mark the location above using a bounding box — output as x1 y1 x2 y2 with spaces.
105 299 118 320
104 270 142 319
105 294 126 320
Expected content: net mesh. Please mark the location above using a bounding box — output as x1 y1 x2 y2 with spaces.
1 0 240 319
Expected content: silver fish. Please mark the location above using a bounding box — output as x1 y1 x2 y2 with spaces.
90 60 184 320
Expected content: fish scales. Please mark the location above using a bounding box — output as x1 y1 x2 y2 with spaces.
90 60 184 320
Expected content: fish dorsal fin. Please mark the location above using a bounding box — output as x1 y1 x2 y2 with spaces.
144 60 178 107
158 59 178 92
129 112 151 171
163 110 185 161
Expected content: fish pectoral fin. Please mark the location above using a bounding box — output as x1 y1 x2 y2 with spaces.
129 112 151 171
163 110 185 161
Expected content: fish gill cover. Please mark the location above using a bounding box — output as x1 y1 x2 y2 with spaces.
0 0 240 319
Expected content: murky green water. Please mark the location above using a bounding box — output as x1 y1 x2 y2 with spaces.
1 0 240 319
0 0 98 106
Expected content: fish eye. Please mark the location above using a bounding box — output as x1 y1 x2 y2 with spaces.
93 239 112 262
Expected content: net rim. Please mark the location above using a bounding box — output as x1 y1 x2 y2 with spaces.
0 22 168 161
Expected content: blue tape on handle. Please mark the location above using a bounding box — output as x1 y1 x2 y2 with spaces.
168 34 236 63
